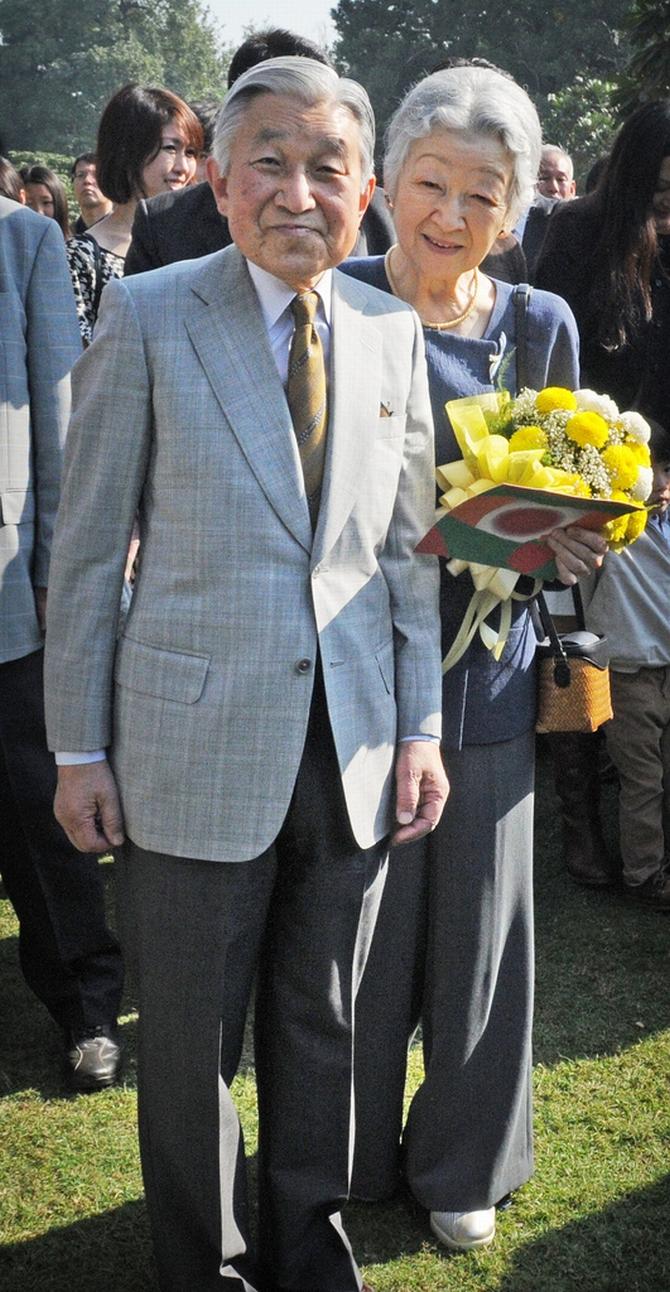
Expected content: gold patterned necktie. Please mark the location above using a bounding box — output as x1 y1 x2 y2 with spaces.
287 291 328 524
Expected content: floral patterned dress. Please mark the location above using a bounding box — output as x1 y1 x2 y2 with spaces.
66 234 125 345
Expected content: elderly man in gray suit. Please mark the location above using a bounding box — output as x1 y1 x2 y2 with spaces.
45 58 447 1291
0 195 123 1089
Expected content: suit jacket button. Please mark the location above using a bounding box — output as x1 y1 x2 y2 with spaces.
296 658 312 673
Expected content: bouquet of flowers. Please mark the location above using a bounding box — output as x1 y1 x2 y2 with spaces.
420 387 652 670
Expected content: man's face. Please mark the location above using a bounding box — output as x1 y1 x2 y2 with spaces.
537 151 576 200
73 162 108 212
208 93 375 291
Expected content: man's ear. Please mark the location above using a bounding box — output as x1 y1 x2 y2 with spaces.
358 174 376 224
207 156 228 216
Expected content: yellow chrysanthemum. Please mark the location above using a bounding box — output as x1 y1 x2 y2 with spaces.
535 386 578 414
625 437 652 467
601 443 639 490
509 425 548 452
603 491 630 547
625 507 648 544
566 411 610 449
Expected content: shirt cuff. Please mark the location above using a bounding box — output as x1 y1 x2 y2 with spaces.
55 750 107 765
400 734 441 743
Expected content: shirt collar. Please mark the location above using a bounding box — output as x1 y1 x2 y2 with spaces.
246 260 333 330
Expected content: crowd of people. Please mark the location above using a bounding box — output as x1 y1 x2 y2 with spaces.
1 24 669 1292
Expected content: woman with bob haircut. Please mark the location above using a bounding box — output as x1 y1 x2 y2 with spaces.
67 83 202 343
343 62 605 1253
23 163 70 237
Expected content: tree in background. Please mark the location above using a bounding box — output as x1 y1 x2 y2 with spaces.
0 0 231 154
331 0 629 182
613 0 670 117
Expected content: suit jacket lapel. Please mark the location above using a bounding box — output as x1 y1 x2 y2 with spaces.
185 247 313 554
313 269 382 563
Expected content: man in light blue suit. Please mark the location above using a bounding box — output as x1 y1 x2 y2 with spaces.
45 59 447 1289
0 196 123 1089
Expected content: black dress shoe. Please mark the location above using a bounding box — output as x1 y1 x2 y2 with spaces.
624 867 670 911
64 1024 122 1091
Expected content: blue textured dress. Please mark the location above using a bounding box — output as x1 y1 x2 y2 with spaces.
343 257 580 1210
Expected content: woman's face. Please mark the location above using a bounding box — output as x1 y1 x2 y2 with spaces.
25 183 55 218
652 155 670 237
141 122 198 199
391 129 513 281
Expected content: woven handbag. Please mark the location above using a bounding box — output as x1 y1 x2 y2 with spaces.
535 588 613 734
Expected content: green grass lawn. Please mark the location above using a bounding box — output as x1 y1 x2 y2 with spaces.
1 740 669 1291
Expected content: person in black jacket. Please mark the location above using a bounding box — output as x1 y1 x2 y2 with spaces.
126 28 396 275
534 100 670 422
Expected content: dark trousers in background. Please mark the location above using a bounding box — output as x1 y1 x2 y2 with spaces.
116 671 388 1292
0 647 123 1035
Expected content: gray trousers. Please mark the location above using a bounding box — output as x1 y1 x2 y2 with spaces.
605 666 670 884
117 683 387 1292
353 730 535 1212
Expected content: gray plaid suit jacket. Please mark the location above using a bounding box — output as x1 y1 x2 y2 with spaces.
0 198 81 663
45 246 441 861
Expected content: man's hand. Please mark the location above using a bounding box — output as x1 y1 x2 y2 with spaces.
392 740 449 846
54 760 125 853
545 524 607 585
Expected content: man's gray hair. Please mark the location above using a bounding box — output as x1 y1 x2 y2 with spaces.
212 56 375 189
384 65 542 226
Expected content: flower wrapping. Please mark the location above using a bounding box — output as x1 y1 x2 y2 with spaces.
418 387 651 671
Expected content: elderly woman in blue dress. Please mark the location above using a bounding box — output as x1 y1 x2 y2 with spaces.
344 63 605 1252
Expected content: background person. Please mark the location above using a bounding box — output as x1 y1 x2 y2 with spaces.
0 155 25 203
536 144 577 199
44 56 446 1291
343 62 605 1252
22 163 70 237
66 84 202 344
534 100 670 884
71 152 112 233
0 195 123 1091
584 418 670 910
124 27 396 276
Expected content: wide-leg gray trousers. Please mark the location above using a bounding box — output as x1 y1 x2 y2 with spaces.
353 730 535 1212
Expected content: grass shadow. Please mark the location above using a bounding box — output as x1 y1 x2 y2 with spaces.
497 1173 670 1292
0 1200 156 1291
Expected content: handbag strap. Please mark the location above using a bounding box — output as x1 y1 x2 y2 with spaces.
536 590 571 687
513 283 533 393
80 232 104 322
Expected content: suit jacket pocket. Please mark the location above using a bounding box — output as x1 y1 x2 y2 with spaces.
114 636 210 703
0 489 35 525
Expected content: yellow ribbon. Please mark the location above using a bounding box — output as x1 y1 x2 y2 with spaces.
438 395 572 672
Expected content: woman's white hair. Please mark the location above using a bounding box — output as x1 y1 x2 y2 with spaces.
212 56 375 190
384 65 541 226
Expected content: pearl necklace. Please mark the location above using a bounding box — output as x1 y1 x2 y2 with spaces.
384 246 480 330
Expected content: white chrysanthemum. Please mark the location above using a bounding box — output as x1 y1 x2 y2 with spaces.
631 465 653 501
620 411 651 444
574 389 620 422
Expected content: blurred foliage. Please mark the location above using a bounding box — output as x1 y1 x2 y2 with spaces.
0 0 231 155
331 0 629 179
613 0 670 117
